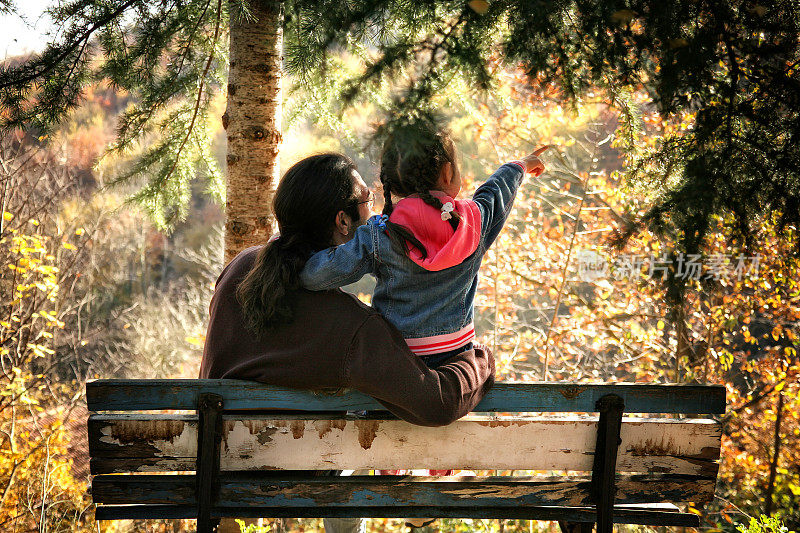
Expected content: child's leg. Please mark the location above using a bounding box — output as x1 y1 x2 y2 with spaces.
323 517 366 533
419 343 474 368
417 348 476 478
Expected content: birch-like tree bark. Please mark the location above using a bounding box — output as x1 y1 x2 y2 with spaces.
223 0 283 263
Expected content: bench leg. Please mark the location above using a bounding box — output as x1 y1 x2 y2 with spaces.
197 393 224 533
591 394 625 533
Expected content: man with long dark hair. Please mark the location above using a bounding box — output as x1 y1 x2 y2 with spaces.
199 153 495 531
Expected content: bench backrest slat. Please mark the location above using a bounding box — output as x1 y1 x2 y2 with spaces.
87 380 727 414
88 414 721 476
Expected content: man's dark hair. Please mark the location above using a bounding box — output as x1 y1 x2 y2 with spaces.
236 153 360 334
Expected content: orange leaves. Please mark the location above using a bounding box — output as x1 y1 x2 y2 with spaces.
468 0 490 15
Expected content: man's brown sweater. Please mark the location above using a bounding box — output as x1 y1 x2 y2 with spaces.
199 246 495 426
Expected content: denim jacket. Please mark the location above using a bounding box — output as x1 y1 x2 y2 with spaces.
300 162 525 356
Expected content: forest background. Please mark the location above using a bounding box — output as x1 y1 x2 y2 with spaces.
0 1 798 532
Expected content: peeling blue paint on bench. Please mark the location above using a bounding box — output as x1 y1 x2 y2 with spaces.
94 504 701 526
87 379 726 413
90 474 717 508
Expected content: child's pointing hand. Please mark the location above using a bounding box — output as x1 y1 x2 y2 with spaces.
521 145 551 177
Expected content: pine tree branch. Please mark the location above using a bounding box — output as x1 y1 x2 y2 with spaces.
107 1 215 153
173 0 214 77
159 0 222 191
0 0 141 90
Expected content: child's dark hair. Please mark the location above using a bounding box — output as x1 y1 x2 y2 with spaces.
379 120 460 259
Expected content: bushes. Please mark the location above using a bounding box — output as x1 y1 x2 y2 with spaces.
0 137 93 531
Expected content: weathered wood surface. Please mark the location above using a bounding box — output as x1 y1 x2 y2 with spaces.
94 503 700 526
91 474 716 507
86 379 726 413
88 414 721 476
195 393 223 533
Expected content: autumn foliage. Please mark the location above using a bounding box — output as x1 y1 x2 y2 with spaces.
0 43 798 533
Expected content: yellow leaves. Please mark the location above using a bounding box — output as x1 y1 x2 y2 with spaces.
62 242 77 251
3 223 67 380
742 327 758 345
185 334 206 348
718 349 734 370
0 370 93 529
2 211 12 221
32 309 65 328
37 264 59 275
549 136 576 148
75 227 85 236
27 343 56 358
18 391 40 405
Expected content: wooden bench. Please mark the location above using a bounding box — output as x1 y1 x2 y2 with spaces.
87 380 725 532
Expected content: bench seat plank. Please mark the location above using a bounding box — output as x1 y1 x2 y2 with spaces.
94 503 700 526
91 474 716 507
87 380 726 414
88 414 721 476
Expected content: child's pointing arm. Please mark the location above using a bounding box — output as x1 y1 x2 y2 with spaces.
299 223 376 291
473 145 550 249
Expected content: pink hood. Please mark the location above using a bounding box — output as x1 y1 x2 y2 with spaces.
388 192 482 271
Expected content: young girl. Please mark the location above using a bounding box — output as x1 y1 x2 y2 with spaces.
300 121 548 369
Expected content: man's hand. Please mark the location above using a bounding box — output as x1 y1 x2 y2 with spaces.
521 145 550 177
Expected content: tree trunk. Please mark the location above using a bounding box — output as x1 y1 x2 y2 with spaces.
223 0 283 264
675 302 689 382
764 389 785 516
